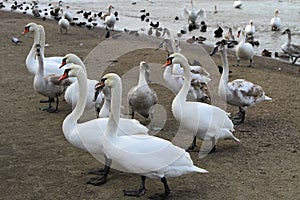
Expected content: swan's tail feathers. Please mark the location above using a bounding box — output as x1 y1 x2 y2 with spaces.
232 134 240 143
194 166 208 173
264 95 272 101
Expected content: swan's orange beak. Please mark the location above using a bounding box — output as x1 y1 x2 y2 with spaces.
59 60 67 68
22 27 29 35
163 58 172 67
58 72 68 81
95 81 105 90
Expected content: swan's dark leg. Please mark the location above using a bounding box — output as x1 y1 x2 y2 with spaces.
40 97 54 103
39 97 53 111
149 177 171 200
123 176 146 197
292 57 299 64
186 135 198 152
248 58 253 67
233 107 246 125
48 97 59 113
210 137 216 153
87 156 112 186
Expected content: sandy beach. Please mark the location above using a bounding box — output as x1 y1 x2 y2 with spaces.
0 10 299 199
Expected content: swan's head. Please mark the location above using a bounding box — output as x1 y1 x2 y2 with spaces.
163 53 188 67
210 40 228 56
282 29 291 35
95 73 121 91
275 9 279 15
249 19 254 26
58 64 82 81
22 22 38 35
60 54 78 68
108 4 114 11
140 61 150 72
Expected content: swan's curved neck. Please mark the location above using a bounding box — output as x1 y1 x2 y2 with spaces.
26 25 45 74
36 50 44 77
219 48 229 97
66 68 87 124
219 48 229 84
71 56 87 74
105 80 122 137
138 68 147 86
176 60 190 102
287 32 292 44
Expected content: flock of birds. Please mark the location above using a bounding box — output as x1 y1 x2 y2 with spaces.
4 0 299 198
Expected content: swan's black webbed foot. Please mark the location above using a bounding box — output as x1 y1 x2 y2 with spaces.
149 177 171 200
124 175 146 197
148 192 170 200
185 136 199 152
47 107 59 113
88 168 105 175
123 188 146 197
87 176 107 186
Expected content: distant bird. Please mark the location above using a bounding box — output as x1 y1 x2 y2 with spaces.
200 21 207 32
261 49 272 57
102 5 116 30
182 0 206 25
11 36 22 44
32 6 40 17
214 26 223 38
235 29 254 67
150 21 159 28
270 9 281 31
58 10 70 34
281 29 300 64
245 19 255 36
214 5 218 14
233 0 243 9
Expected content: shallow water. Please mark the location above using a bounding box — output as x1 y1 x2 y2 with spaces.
4 0 300 60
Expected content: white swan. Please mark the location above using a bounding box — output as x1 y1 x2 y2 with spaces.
281 29 300 64
102 4 116 30
233 0 242 9
98 73 207 198
22 22 70 78
58 64 148 186
159 33 211 102
270 9 281 31
59 54 104 117
244 19 255 36
127 61 158 121
210 40 272 124
58 9 70 33
164 53 240 152
235 30 254 67
182 0 206 25
34 44 70 112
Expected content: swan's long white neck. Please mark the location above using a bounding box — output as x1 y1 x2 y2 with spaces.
36 49 44 77
72 56 87 73
218 47 229 98
26 25 45 74
65 68 87 128
105 79 122 138
138 68 148 86
175 58 191 102
286 32 292 45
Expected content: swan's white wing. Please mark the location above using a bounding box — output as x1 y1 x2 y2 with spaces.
181 7 190 19
197 8 206 18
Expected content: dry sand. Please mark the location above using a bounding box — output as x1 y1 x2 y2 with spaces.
0 11 299 199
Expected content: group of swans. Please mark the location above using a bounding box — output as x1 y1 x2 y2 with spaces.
159 30 211 102
59 54 105 117
58 64 207 197
211 40 272 124
281 29 300 64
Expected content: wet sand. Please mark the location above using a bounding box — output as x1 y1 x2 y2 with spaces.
0 10 299 199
